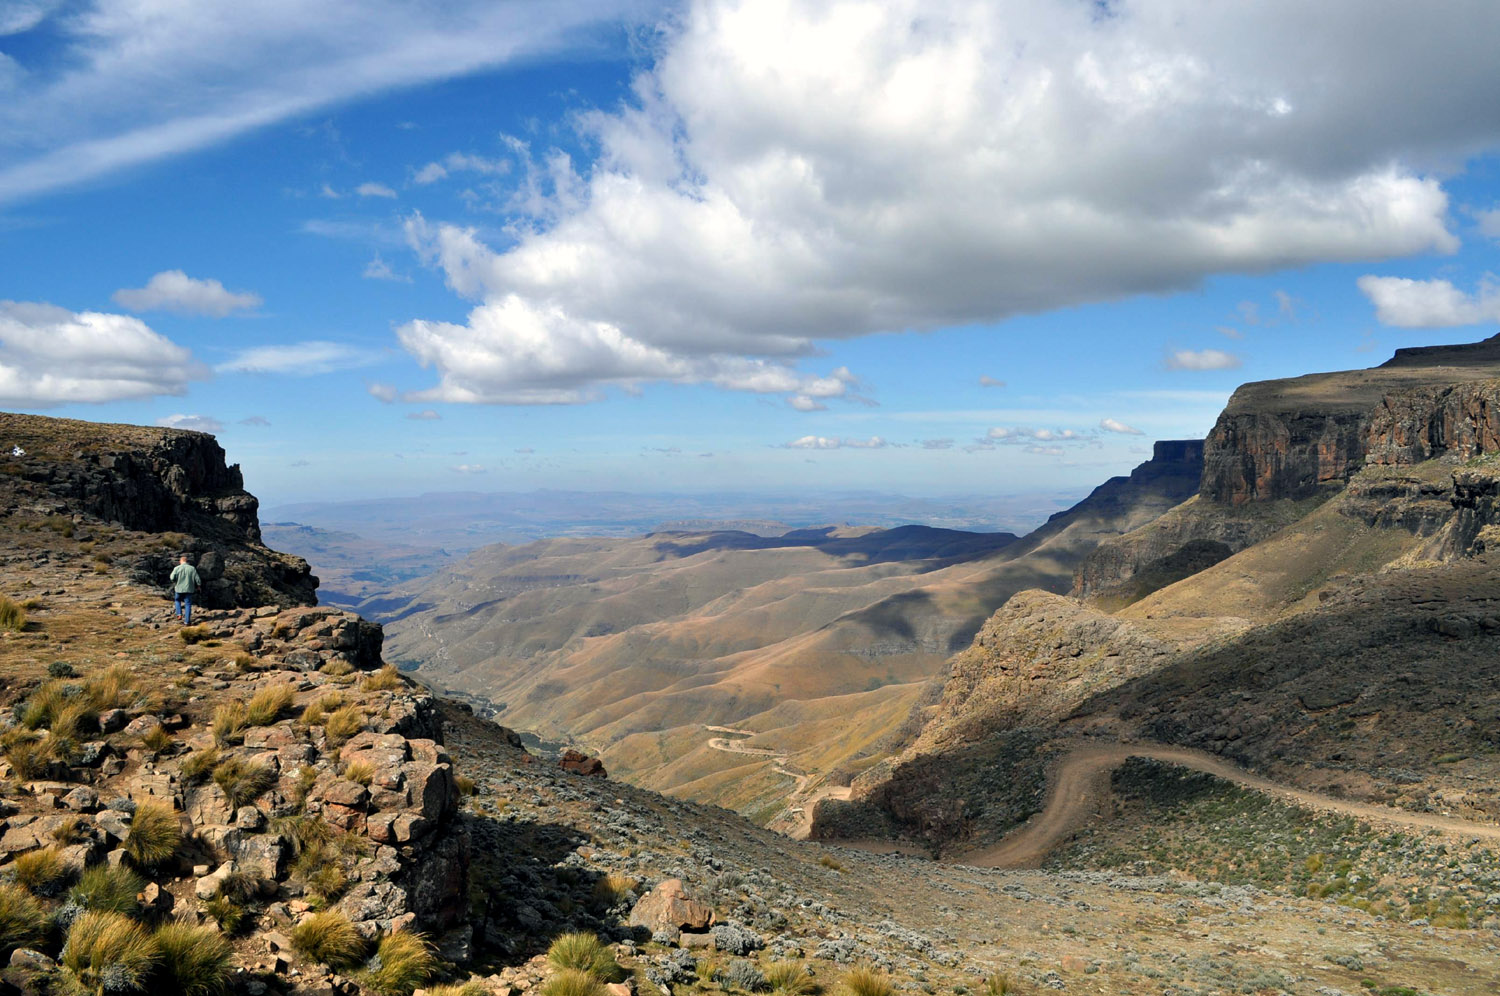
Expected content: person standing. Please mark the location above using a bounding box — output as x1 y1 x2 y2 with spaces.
169 554 202 626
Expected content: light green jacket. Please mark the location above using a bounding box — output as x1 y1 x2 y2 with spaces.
169 563 201 594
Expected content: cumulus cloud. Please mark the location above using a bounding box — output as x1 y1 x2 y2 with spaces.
218 341 380 375
392 0 1497 403
1166 348 1243 371
0 300 205 404
451 463 487 473
1357 274 1500 327
406 409 442 420
1100 417 1143 435
156 414 223 433
356 182 397 199
785 435 886 450
0 1 651 204
789 396 826 412
367 382 399 402
113 270 260 317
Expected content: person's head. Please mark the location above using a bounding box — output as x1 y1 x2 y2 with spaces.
179 555 189 564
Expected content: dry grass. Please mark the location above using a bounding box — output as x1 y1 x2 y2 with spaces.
4 735 50 780
212 757 277 809
244 684 295 726
13 846 70 896
62 910 160 993
361 930 438 995
154 920 235 996
361 665 404 691
211 701 246 745
291 910 366 970
424 985 490 996
323 705 365 744
141 725 174 756
841 966 893 996
0 882 47 954
180 746 220 784
591 872 636 909
84 665 135 711
765 962 817 996
124 798 183 869
0 597 26 632
540 968 605 996
300 692 345 727
179 625 211 644
70 864 145 916
546 932 623 982
52 815 87 844
343 759 375 786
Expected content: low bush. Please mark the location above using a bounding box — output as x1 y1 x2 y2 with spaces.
726 960 768 992
124 799 183 869
291 910 366 970
178 625 211 645
154 920 234 996
0 883 47 954
211 702 246 746
362 930 438 995
61 910 160 995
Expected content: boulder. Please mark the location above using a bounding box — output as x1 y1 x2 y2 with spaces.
629 879 715 934
559 749 606 777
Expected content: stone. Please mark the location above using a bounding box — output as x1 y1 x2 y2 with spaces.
236 805 266 831
122 715 162 738
405 763 454 822
97 709 128 734
679 932 716 950
196 860 236 900
559 749 607 777
629 879 715 934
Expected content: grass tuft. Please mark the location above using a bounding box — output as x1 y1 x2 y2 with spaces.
212 757 277 809
180 747 220 784
361 666 404 691
983 976 1017 996
0 597 26 632
13 846 71 896
424 985 491 996
0 882 47 954
70 865 145 916
343 759 376 786
124 799 182 869
154 920 234 996
244 685 295 726
322 705 365 744
546 932 624 982
202 893 244 934
841 965 893 996
362 930 438 995
5 736 50 780
765 962 817 996
591 872 635 909
61 910 160 994
84 665 134 711
179 625 211 645
291 910 366 970
141 725 174 756
541 968 605 996
210 702 246 746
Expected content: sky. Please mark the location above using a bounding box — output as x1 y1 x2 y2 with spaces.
4 0 1500 509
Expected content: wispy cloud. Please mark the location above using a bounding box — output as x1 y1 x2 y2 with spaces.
157 413 223 433
1165 348 1242 371
784 435 887 450
356 182 397 199
1099 417 1143 435
218 341 382 375
114 271 260 317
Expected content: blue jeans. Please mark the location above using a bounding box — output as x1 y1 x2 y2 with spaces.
174 591 193 626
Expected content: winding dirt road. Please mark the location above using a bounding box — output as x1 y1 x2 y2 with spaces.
956 742 1500 869
703 725 851 839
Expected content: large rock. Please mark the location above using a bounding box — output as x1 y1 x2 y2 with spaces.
629 879 715 934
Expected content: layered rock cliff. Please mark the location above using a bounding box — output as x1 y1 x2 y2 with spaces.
0 412 316 607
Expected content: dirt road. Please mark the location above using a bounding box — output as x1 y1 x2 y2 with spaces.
703 724 851 839
956 741 1500 869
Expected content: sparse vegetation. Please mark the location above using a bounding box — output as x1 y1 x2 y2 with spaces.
180 746 220 784
179 625 211 644
141 724 174 756
61 910 160 995
153 921 235 996
765 962 816 996
4 735 50 780
210 701 247 745
343 759 376 786
540 968 605 996
203 892 245 934
291 910 366 970
124 798 183 869
591 872 635 908
818 854 844 872
362 665 404 691
300 692 344 727
323 704 365 743
362 930 438 995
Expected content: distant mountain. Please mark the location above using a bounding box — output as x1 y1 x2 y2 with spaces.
261 521 454 610
375 441 1204 823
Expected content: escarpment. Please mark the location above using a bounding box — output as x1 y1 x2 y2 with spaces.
0 412 316 607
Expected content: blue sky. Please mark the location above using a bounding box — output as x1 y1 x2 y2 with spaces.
4 1 1500 508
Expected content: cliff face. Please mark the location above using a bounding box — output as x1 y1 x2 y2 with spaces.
1200 409 1367 504
1365 381 1500 466
0 412 316 607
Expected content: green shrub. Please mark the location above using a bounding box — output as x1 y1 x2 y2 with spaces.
13 846 70 896
541 968 605 996
70 865 145 916
362 931 438 995
61 910 160 995
124 799 182 869
0 597 26 632
765 962 816 996
546 932 623 982
0 882 48 954
202 893 244 934
245 685 295 726
842 965 893 996
48 660 75 678
154 921 234 996
212 757 276 809
291 910 366 970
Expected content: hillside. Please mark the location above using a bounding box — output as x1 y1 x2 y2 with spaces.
375 441 1204 823
819 340 1500 883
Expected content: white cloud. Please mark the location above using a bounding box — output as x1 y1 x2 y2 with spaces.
1100 417 1143 435
987 426 1090 443
367 382 399 402
406 409 442 420
240 415 271 426
921 438 953 450
789 395 826 412
1026 445 1065 457
113 270 261 317
1478 208 1500 241
413 162 449 185
0 300 205 404
218 341 380 375
1166 348 1243 371
394 0 1493 403
356 182 397 199
412 152 511 186
978 376 1006 388
0 1 62 36
451 464 487 474
1356 274 1500 327
1215 325 1243 339
0 1 651 204
363 255 411 282
157 414 223 433
785 435 886 450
